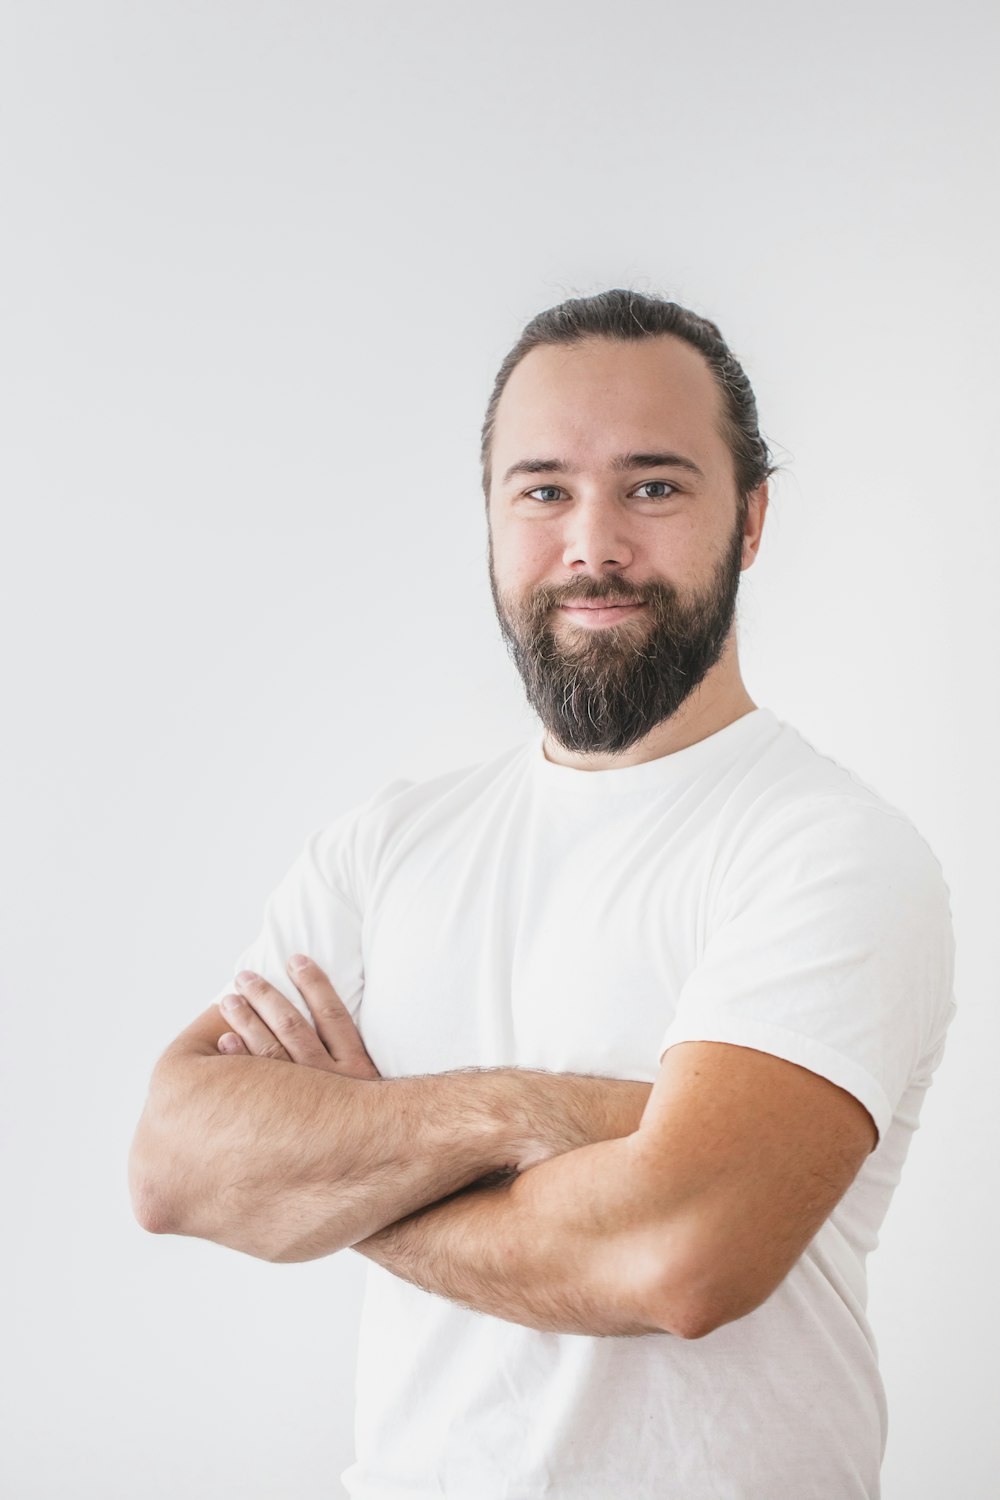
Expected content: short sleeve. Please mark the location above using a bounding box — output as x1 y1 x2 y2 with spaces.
208 779 412 1027
657 797 957 1145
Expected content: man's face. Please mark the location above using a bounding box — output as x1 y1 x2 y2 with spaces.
486 334 762 756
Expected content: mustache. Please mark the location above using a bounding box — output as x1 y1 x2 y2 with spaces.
527 576 671 613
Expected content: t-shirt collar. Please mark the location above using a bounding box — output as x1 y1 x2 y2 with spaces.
532 707 779 797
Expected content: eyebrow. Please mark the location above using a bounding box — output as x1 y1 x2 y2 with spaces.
500 451 706 485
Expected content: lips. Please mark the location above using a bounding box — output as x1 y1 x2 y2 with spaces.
556 600 649 626
558 599 645 610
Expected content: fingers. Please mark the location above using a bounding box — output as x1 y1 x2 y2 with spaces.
287 955 381 1079
218 990 293 1061
217 961 381 1079
219 970 333 1067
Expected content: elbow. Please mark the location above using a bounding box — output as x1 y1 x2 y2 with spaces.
127 1070 191 1236
641 1276 723 1340
128 1135 179 1234
130 1173 178 1236
652 1297 727 1341
650 1281 771 1341
636 1239 763 1341
128 1121 184 1235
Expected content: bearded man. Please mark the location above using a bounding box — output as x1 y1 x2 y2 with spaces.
130 288 956 1500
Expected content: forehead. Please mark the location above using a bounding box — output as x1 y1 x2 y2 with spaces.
491 334 730 484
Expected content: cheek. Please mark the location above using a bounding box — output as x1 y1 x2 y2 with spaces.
491 526 559 594
641 516 714 576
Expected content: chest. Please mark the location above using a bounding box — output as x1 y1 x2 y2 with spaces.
357 802 713 1082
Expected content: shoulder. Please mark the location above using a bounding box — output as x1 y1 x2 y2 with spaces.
675 723 957 1113
309 737 536 889
706 719 957 1030
720 714 951 896
354 737 535 832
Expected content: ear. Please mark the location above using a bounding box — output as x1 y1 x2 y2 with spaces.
740 481 769 569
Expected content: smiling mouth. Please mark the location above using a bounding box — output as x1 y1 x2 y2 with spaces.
559 600 645 609
556 601 648 626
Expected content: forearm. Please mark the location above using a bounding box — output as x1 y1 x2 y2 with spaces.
133 1054 525 1261
353 1130 670 1337
130 1052 652 1265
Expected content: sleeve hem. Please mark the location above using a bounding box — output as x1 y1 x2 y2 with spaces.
657 1015 894 1144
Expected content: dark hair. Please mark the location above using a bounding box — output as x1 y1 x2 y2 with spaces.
480 288 777 508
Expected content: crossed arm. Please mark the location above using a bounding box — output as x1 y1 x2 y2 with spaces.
129 957 877 1339
351 1133 681 1336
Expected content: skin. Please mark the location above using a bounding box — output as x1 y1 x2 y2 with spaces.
212 959 876 1337
132 332 877 1339
131 985 656 1272
485 333 767 769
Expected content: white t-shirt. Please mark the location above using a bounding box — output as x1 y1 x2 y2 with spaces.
211 707 956 1500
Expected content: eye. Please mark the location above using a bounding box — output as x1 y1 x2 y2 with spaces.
524 486 566 503
633 480 678 500
523 480 680 504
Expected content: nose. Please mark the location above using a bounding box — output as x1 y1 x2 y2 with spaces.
560 499 635 575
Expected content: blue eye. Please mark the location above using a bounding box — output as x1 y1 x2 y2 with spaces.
634 481 677 499
524 481 678 503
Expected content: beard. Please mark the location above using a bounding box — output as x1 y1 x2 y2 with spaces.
488 506 746 758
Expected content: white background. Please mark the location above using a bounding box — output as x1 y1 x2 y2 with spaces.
2 2 996 1496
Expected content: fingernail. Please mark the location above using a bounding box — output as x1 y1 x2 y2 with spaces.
235 971 256 988
289 954 309 971
221 994 242 1010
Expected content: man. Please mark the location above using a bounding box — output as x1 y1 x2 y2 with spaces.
129 289 956 1498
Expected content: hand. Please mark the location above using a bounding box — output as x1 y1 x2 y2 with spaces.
217 956 382 1080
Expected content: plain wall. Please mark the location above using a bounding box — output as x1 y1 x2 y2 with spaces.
1 2 996 1495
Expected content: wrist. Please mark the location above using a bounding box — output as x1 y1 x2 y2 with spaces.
506 1071 654 1171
